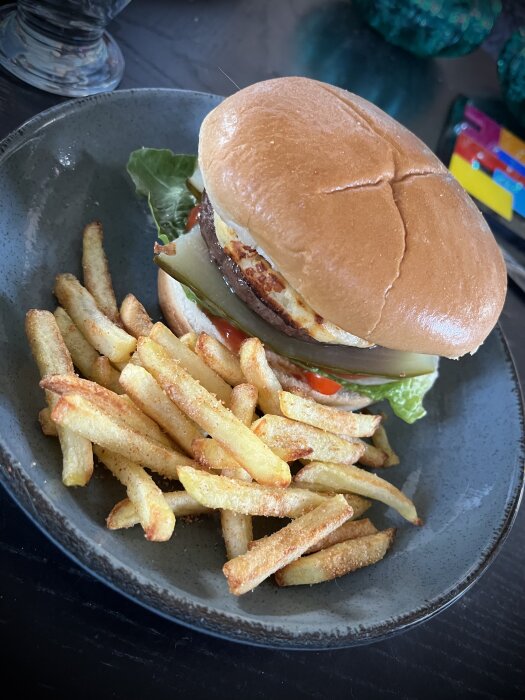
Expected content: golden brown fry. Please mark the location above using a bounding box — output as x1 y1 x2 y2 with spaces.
179 332 198 350
94 446 175 541
294 461 421 525
223 494 353 595
40 374 173 449
239 337 282 415
39 407 57 436
138 338 291 487
26 309 93 487
275 528 396 586
221 510 253 560
119 363 203 456
54 274 135 363
192 437 238 471
355 441 388 468
229 383 258 427
51 393 193 480
120 293 154 339
178 465 331 517
195 332 245 386
371 421 400 467
107 490 211 530
82 221 121 325
252 415 365 465
304 517 377 554
150 322 232 404
90 355 123 394
279 391 381 438
292 483 372 520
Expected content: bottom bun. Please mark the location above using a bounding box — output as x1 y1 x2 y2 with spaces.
157 270 370 410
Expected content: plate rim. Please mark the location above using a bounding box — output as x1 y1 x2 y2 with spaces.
1 87 524 650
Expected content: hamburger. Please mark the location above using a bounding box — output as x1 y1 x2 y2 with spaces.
128 77 507 423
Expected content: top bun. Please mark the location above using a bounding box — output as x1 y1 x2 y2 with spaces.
199 77 506 357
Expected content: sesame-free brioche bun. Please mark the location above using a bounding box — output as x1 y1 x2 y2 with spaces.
198 77 506 358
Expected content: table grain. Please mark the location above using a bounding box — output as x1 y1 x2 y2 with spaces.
1 1 524 697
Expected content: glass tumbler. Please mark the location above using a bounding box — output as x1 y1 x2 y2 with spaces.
0 1 132 96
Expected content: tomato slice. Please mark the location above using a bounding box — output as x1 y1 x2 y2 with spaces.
210 316 249 354
304 371 342 396
186 204 201 231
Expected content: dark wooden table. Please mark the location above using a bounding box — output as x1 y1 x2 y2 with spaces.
1 2 524 697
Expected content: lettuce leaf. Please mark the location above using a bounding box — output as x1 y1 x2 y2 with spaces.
127 148 197 243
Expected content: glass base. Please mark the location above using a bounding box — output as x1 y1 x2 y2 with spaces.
0 5 125 97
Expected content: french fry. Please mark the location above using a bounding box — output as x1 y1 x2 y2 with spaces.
51 393 193 480
178 465 331 517
304 517 378 554
149 322 232 404
25 309 93 486
138 338 291 487
39 407 57 436
252 415 365 465
223 494 353 595
291 483 372 519
275 528 396 586
371 421 400 467
195 332 245 386
40 374 173 449
229 383 258 427
82 221 121 325
119 363 203 456
192 437 239 471
120 293 154 339
279 391 381 438
54 273 136 364
179 332 197 350
221 510 253 560
239 337 282 415
107 490 211 530
94 446 175 541
294 461 421 525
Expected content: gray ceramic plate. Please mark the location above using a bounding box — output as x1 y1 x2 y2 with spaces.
0 89 523 649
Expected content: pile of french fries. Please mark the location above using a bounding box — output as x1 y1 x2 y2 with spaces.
25 221 419 595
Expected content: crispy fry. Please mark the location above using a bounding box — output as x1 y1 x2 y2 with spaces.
94 446 175 541
223 494 353 595
26 309 93 486
138 338 291 487
371 421 400 467
279 391 381 438
120 293 154 339
221 510 253 560
229 383 258 427
82 221 121 325
54 273 136 363
294 461 421 525
39 407 57 436
275 528 396 586
304 518 378 554
239 337 282 415
291 484 372 519
51 393 193 480
195 332 245 386
192 437 239 471
179 332 198 350
150 322 232 404
178 465 332 517
252 415 365 465
40 374 173 449
119 363 203 456
107 490 211 530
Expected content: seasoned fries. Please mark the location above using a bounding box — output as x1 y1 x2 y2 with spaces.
120 293 154 339
195 332 245 386
82 221 121 325
107 490 211 530
252 415 365 465
279 391 381 438
119 363 203 456
178 466 330 517
94 446 175 541
138 337 291 487
275 528 396 586
26 218 422 596
26 309 93 487
239 337 282 415
54 273 136 363
294 461 421 525
223 494 353 595
51 393 192 480
149 322 232 404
